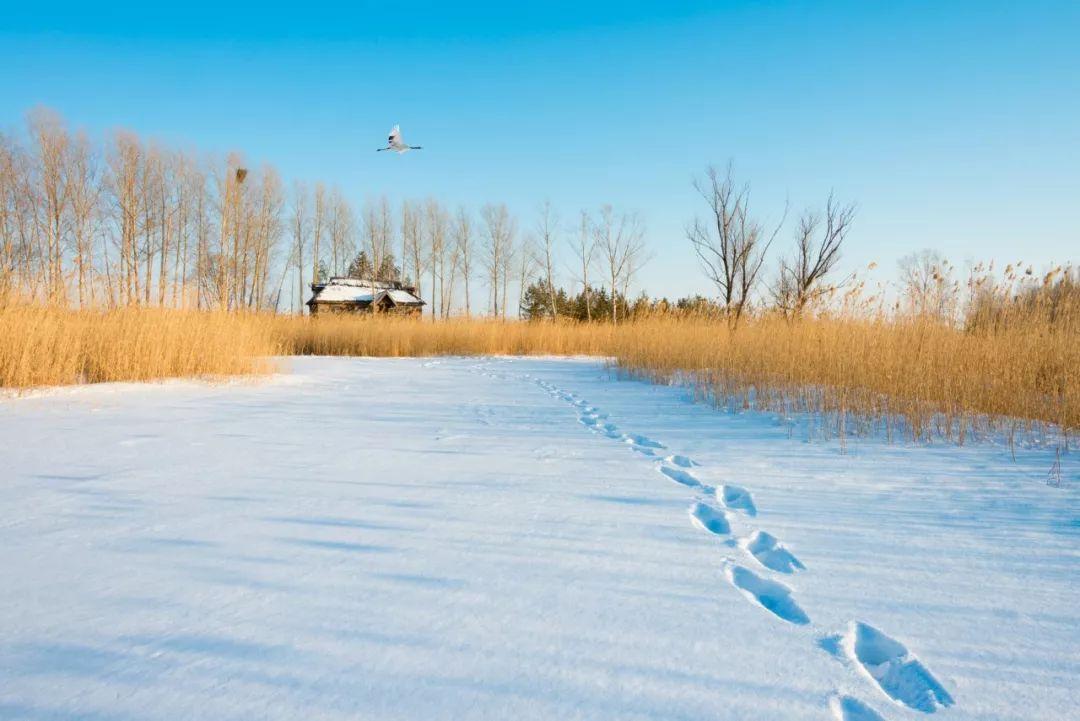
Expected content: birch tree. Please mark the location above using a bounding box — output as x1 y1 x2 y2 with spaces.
535 200 559 318
593 204 647 324
569 210 595 321
481 203 514 318
453 206 474 318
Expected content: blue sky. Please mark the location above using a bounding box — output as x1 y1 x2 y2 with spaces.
2 1 1077 300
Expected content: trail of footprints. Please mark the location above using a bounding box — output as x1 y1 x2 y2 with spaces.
520 369 956 719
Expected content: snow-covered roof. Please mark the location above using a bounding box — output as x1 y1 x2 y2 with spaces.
311 285 376 303
323 277 400 290
308 278 424 306
386 289 423 305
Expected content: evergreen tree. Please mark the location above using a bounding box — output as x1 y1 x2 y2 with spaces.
377 253 401 282
346 251 374 279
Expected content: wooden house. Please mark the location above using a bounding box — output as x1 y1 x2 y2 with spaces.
306 277 425 316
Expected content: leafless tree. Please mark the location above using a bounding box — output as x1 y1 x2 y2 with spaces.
568 210 596 321
107 130 143 306
310 182 326 285
453 206 474 318
687 163 785 327
425 198 449 321
898 249 958 321
593 204 647 324
517 232 539 319
29 107 72 303
772 193 856 317
401 199 424 299
535 200 559 317
363 195 394 301
326 188 354 279
290 182 310 312
481 203 515 318
68 131 101 307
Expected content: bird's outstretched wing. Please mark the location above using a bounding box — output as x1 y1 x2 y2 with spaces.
388 125 401 145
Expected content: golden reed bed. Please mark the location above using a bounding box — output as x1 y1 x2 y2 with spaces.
2 306 1075 442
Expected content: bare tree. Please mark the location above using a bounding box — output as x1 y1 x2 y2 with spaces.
425 198 448 321
535 200 559 317
687 163 785 327
772 193 856 317
173 152 200 308
310 182 326 285
517 233 539 319
29 107 72 303
481 203 515 318
401 199 424 299
362 195 394 302
189 159 210 309
898 249 958 321
107 130 143 306
290 182 310 312
68 131 100 307
568 210 596 321
453 206 474 318
593 204 647 324
326 188 354 278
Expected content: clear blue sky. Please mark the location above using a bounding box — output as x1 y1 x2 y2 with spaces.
2 1 1077 300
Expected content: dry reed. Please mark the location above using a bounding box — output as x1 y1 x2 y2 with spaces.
2 305 1074 444
0 303 279 389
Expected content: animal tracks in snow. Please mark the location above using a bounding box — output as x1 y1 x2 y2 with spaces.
841 622 955 713
723 563 810 626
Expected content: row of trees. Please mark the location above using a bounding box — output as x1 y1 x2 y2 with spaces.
0 107 652 321
11 107 1064 327
312 198 650 322
686 163 858 327
1 108 293 310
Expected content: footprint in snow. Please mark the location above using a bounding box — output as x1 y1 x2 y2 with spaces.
600 424 623 440
718 484 757 516
663 454 697 468
829 695 886 721
739 531 805 574
688 501 730 535
841 622 954 713
622 433 665 449
723 563 810 625
658 465 704 489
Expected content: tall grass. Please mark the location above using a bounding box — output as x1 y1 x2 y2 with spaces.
609 316 1077 443
2 303 1074 444
271 315 618 357
0 303 279 389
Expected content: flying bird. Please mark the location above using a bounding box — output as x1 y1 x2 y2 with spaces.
377 125 422 154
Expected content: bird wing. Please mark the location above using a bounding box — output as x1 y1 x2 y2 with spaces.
388 125 401 144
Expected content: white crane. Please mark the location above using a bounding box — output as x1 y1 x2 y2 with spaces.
377 125 422 154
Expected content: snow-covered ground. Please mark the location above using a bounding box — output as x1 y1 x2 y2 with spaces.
1 356 1077 721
